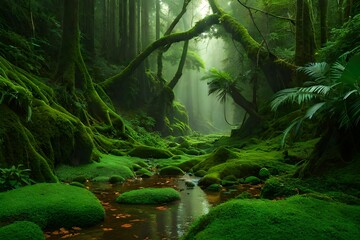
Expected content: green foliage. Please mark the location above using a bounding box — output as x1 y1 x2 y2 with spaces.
0 164 35 192
0 221 45 240
201 68 239 103
127 145 173 159
183 195 360 240
206 184 222 192
116 187 180 204
271 52 360 146
0 183 105 228
244 176 261 184
259 167 271 179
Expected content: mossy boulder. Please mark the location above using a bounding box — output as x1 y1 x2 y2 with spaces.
207 160 261 179
194 170 207 177
259 167 271 179
198 173 221 188
244 176 261 185
0 183 104 228
206 184 222 192
192 147 238 172
109 175 125 184
0 221 45 240
183 195 360 239
136 168 153 178
56 154 135 182
176 159 202 172
116 187 180 204
69 181 85 188
92 176 110 182
128 146 173 159
159 166 185 176
261 177 299 199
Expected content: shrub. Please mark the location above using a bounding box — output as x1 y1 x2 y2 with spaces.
0 164 35 192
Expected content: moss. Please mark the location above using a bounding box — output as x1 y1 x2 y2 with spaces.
116 187 180 204
0 221 44 240
176 159 202 172
185 180 196 188
236 191 253 199
194 170 207 177
159 166 185 176
259 167 271 179
0 183 104 228
127 145 173 159
244 176 261 185
136 168 153 178
56 154 135 182
261 177 300 199
91 176 110 182
207 160 261 179
72 176 87 184
183 195 360 240
206 184 222 192
198 172 221 188
109 175 125 184
69 181 85 188
192 147 239 172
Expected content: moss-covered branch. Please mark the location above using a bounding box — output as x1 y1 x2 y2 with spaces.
101 14 219 89
209 0 295 92
168 40 189 90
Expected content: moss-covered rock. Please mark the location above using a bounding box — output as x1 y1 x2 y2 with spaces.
92 176 110 182
198 172 221 188
159 166 185 176
136 168 153 178
69 181 85 188
259 167 271 179
109 175 125 184
206 184 222 192
116 187 180 204
177 159 202 172
207 160 261 179
128 145 173 159
56 154 135 182
244 176 261 185
0 183 104 228
183 195 360 240
0 221 45 240
194 170 207 177
192 147 238 172
261 177 299 199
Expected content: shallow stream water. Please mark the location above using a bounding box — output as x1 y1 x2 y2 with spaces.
46 175 261 240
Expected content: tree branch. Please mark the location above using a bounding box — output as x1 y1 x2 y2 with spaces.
236 0 295 25
101 14 219 89
168 40 189 89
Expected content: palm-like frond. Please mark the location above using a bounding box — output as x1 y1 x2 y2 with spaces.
202 68 237 103
298 62 329 82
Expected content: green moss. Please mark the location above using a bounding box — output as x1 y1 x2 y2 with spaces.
136 168 153 178
194 170 207 177
192 147 239 172
206 184 222 192
244 176 261 185
56 154 135 182
259 167 271 179
127 145 173 159
159 166 185 176
0 183 104 228
198 172 221 188
72 176 87 183
91 176 110 182
183 195 360 240
0 221 44 240
69 181 85 188
236 191 253 199
109 175 125 184
207 160 261 179
261 177 300 199
177 159 202 172
116 187 180 204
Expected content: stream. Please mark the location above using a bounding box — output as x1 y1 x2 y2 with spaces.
46 175 262 240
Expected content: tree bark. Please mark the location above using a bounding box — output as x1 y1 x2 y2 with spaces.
79 0 95 56
319 0 328 47
168 40 189 89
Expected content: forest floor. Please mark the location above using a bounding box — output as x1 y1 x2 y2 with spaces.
1 134 360 239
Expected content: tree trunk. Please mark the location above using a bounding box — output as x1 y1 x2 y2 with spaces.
129 0 137 59
168 40 189 89
55 0 125 133
79 0 95 56
119 0 129 63
319 0 328 47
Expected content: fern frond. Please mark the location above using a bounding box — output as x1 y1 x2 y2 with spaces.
298 62 329 82
281 117 304 148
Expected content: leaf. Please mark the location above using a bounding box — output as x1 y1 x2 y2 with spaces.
121 224 133 228
102 227 113 231
305 102 326 119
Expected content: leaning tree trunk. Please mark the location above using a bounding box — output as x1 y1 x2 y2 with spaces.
55 0 125 133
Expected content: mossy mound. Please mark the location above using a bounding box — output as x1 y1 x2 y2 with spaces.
0 221 45 240
128 145 173 159
261 177 302 199
206 160 261 179
198 173 221 188
194 170 207 177
116 187 180 204
159 166 185 176
109 175 125 184
56 154 135 182
192 147 239 172
176 159 202 172
206 184 222 192
183 195 360 240
0 183 104 228
244 176 261 185
136 168 153 178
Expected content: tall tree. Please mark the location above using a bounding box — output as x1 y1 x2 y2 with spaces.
79 0 95 56
55 0 125 132
319 0 328 47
